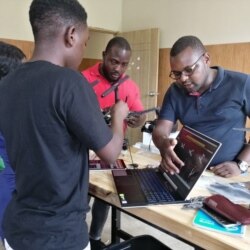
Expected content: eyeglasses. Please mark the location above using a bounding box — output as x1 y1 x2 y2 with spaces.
169 53 205 80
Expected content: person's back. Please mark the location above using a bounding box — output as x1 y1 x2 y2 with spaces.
0 62 96 248
0 1 128 250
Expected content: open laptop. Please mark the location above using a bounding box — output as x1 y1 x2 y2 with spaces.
112 126 222 207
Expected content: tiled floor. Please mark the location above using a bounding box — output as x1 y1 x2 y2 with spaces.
86 199 194 250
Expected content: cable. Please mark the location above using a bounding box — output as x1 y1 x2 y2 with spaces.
125 138 138 169
148 135 152 152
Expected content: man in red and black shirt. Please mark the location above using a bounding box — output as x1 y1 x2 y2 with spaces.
82 37 146 249
83 36 145 131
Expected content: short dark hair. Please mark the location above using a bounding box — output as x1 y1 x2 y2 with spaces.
0 41 26 80
105 36 131 53
170 36 206 57
29 0 87 40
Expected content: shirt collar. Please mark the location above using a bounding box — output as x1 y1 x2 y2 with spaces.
90 63 102 77
208 66 224 92
187 66 223 96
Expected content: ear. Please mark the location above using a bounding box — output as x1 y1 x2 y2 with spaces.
64 26 76 48
203 52 210 65
102 51 106 60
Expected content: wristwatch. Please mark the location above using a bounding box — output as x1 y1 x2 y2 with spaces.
235 159 249 173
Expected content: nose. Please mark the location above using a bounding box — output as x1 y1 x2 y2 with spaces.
114 64 123 73
179 73 189 83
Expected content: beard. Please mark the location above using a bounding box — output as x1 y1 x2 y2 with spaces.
102 66 121 83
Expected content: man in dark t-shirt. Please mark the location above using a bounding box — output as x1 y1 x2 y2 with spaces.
0 1 128 250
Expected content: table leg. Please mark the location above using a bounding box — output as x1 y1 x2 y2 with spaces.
111 206 121 244
111 206 133 244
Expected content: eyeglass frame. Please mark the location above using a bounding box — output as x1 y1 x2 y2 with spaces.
169 53 205 80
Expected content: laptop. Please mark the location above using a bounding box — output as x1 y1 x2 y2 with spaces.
112 126 222 207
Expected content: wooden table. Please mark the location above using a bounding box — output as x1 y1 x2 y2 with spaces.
89 148 250 250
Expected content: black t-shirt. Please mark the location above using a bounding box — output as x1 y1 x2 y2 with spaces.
0 61 112 250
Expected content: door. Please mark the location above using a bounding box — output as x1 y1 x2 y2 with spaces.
119 28 160 145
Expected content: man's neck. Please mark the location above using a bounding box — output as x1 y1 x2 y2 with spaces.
203 68 218 92
198 67 218 95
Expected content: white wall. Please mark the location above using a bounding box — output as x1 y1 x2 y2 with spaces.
0 0 250 48
121 0 250 48
82 0 122 32
0 0 32 40
0 0 122 41
85 31 113 59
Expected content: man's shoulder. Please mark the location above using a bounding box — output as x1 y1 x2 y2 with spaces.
25 61 81 80
82 63 100 77
29 63 89 95
221 66 249 80
39 63 85 84
122 76 139 88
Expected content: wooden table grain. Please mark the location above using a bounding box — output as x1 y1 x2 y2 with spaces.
89 148 250 250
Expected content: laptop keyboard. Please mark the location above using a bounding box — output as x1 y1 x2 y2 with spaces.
131 168 175 204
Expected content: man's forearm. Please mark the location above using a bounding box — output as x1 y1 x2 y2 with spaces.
236 143 250 162
152 132 168 150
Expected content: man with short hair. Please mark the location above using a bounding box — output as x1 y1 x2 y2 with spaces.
83 36 146 130
82 36 146 249
0 1 128 250
153 35 250 178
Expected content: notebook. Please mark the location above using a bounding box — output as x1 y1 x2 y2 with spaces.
112 126 222 207
193 209 246 237
89 159 126 170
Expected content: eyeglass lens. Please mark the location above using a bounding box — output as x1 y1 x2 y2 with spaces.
169 53 204 80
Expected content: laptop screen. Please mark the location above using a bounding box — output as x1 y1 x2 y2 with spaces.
163 126 222 199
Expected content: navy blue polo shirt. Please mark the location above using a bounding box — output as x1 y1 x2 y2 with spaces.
160 66 250 165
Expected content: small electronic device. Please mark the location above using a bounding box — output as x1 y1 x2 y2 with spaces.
201 204 241 228
103 107 159 126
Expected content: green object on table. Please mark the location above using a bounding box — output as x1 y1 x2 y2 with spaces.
0 156 5 171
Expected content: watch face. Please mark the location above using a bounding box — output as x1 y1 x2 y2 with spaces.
238 161 249 172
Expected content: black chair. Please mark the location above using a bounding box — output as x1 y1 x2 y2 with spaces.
104 235 172 250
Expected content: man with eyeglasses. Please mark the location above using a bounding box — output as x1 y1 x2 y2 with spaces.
153 35 250 178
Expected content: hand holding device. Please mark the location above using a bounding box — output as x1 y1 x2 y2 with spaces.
127 107 160 118
126 114 142 128
111 100 129 122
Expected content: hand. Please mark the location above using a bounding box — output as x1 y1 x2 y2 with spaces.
111 100 129 121
210 161 241 178
127 113 146 128
127 114 140 128
159 138 184 175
